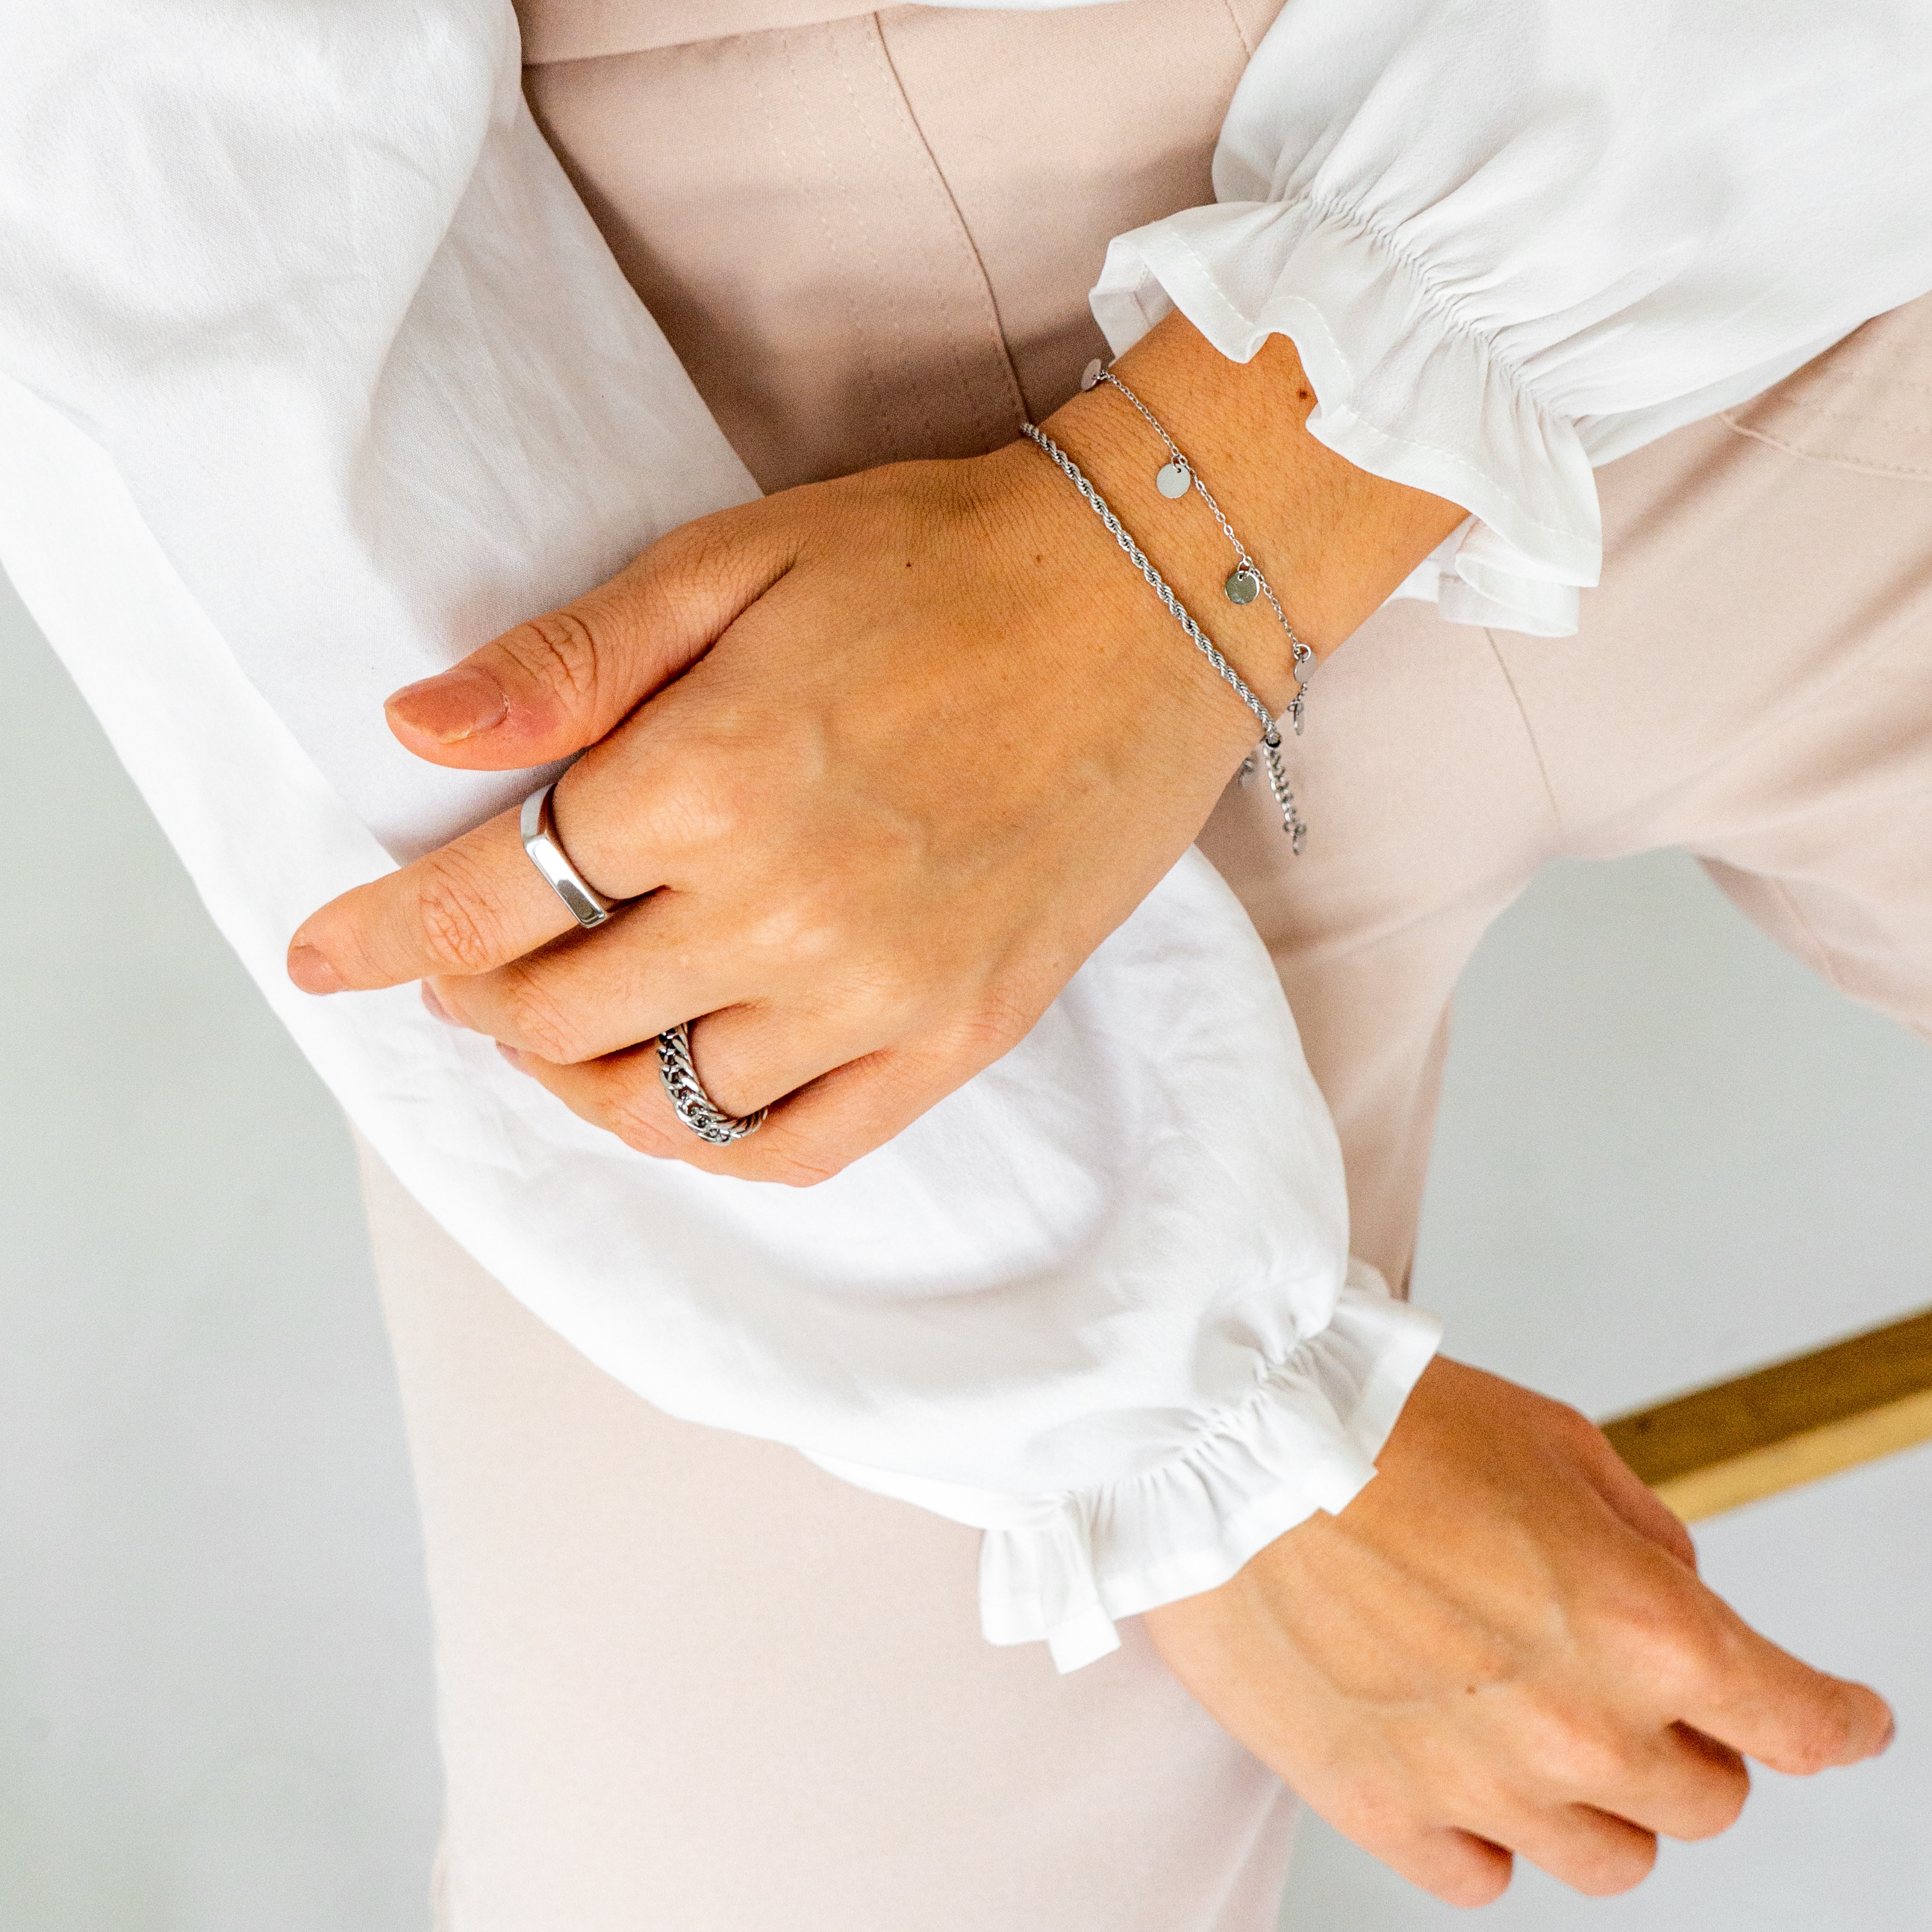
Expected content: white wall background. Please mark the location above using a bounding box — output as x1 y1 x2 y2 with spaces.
2 567 1928 1928
0 574 441 1927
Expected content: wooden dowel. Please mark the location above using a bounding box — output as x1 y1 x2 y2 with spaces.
1602 1306 1932 1521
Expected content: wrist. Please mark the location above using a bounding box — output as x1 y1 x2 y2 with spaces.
969 432 1268 779
1041 315 1468 705
1030 379 1311 720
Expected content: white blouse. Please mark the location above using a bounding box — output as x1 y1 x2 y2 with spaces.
1094 0 1932 635
1 0 1927 1669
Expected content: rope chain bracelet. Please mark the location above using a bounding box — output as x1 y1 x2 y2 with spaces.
1020 420 1306 852
1081 358 1316 740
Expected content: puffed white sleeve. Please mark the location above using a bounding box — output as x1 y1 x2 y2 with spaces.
1093 0 1932 636
0 0 1440 1673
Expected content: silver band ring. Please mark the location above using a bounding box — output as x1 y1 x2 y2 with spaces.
657 1021 767 1145
520 781 615 929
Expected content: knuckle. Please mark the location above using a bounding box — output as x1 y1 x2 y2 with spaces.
1779 1700 1860 1777
732 885 844 967
651 737 756 848
735 1139 849 1189
1519 1706 1640 1793
1544 1397 1604 1454
1323 1779 1427 1854
598 1087 679 1162
963 994 1036 1054
658 518 744 602
650 500 794 617
768 1151 846 1189
494 967 591 1064
412 852 509 974
500 606 604 714
934 990 1039 1067
1589 1571 1714 1691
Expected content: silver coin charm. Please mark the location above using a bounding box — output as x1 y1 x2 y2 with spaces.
1224 565 1262 605
1079 358 1105 392
1156 460 1192 499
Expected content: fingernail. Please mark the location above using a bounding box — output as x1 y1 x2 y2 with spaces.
421 982 460 1027
386 666 508 745
287 942 344 995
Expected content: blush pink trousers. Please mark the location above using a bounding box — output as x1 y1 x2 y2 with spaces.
358 5 1932 1926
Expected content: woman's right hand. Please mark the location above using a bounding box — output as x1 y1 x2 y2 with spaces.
284 315 1465 1184
1146 1357 1894 1905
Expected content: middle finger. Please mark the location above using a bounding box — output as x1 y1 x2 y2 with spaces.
1578 1721 1751 1844
432 887 763 1065
502 1002 887 1174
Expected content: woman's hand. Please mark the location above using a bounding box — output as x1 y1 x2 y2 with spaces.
285 319 1463 1180
1146 1358 1895 1905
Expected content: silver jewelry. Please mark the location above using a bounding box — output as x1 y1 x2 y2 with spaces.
1021 421 1306 852
519 781 615 929
1084 365 1316 738
657 1021 767 1144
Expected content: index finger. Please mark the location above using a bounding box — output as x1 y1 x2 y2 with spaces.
288 804 590 992
1677 1599 1894 1778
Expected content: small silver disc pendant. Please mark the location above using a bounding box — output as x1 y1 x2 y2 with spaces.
1225 565 1262 605
1156 460 1192 498
1080 358 1105 392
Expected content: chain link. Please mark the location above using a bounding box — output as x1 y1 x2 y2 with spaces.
656 1021 768 1144
1020 422 1306 852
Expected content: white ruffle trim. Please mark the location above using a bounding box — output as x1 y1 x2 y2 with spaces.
985 1269 1440 1669
818 1265 1441 1672
1091 196 1600 639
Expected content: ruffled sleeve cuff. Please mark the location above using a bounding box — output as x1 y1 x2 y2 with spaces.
1091 197 1601 638
984 1264 1440 1670
820 1262 1440 1673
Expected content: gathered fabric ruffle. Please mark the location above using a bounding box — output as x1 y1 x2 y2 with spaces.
1092 195 1600 638
819 1265 1441 1673
979 1268 1440 1670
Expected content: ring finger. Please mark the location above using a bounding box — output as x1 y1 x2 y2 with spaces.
508 1011 1018 1182
1582 1723 1751 1844
510 997 889 1147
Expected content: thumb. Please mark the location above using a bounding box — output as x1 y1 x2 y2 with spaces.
384 500 796 769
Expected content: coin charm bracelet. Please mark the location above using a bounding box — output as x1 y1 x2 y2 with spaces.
1021 360 1313 852
1083 361 1316 740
